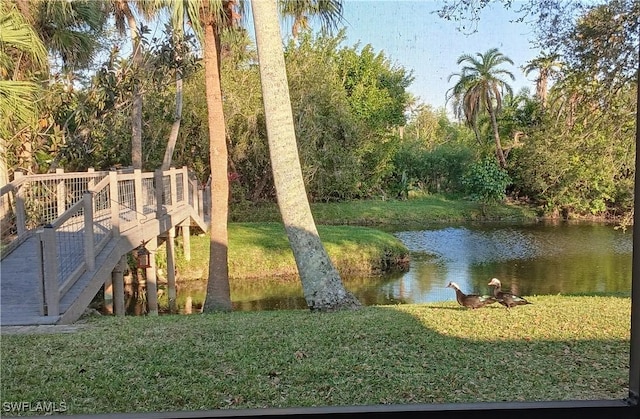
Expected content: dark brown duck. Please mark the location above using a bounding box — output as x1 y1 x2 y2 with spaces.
487 278 532 309
447 281 498 309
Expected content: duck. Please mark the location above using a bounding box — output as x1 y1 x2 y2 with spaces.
446 282 498 309
487 278 532 309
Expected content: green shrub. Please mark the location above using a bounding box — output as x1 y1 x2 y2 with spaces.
391 141 473 197
462 158 512 203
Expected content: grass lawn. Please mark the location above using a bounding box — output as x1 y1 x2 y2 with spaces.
158 222 410 282
230 194 539 227
0 296 630 415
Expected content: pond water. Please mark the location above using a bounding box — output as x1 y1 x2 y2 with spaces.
389 221 632 304
146 221 633 313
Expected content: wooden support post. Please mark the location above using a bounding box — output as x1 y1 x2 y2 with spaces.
181 166 189 204
166 227 177 314
109 171 120 237
155 170 164 217
87 168 95 189
145 237 159 316
83 192 95 271
200 183 206 219
112 255 126 316
185 296 192 314
181 221 191 261
133 169 144 220
14 172 25 237
103 271 113 315
169 168 178 210
40 225 59 316
56 168 65 217
192 179 199 212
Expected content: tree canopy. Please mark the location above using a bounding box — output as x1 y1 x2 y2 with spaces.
1 0 637 221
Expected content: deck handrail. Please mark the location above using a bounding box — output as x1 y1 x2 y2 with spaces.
1 169 108 257
1 167 206 317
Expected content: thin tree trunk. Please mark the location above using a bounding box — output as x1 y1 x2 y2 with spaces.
487 99 507 169
202 18 232 312
127 12 143 170
539 74 548 109
251 0 360 312
161 69 183 170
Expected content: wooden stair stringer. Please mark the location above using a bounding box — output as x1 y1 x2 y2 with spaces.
56 236 132 325
56 205 205 325
187 206 209 233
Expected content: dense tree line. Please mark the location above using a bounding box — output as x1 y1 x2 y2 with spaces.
434 0 638 218
2 0 637 221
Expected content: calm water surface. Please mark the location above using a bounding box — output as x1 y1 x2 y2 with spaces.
173 221 633 312
390 221 632 304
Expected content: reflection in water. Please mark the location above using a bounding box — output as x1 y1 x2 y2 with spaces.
127 221 633 314
162 273 408 313
393 221 632 303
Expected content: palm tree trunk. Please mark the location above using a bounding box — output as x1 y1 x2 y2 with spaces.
487 99 507 169
251 0 360 311
202 18 232 312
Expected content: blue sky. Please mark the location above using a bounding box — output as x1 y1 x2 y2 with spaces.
144 1 542 114
329 0 542 112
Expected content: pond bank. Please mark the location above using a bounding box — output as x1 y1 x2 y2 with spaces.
173 196 538 282
231 195 540 226
156 222 411 283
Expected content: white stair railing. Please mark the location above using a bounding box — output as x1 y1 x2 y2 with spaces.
29 167 205 317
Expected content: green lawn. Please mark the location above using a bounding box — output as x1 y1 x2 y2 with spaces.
1 196 629 416
230 194 539 226
159 222 410 282
0 296 630 415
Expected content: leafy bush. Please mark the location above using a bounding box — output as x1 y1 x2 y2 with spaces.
391 141 473 197
462 158 512 203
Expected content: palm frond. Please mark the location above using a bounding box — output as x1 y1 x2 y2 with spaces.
0 80 39 137
0 4 48 74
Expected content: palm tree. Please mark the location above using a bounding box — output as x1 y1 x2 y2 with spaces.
523 52 563 109
170 0 240 312
447 48 515 168
0 2 48 187
251 0 360 311
4 0 106 176
15 0 106 71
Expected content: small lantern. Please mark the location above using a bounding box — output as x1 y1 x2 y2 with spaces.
137 244 151 269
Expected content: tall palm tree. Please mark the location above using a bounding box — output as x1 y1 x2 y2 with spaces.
523 52 563 109
168 0 352 311
251 0 360 311
447 48 515 168
171 0 239 312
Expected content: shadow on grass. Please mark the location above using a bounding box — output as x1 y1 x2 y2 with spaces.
0 299 631 417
